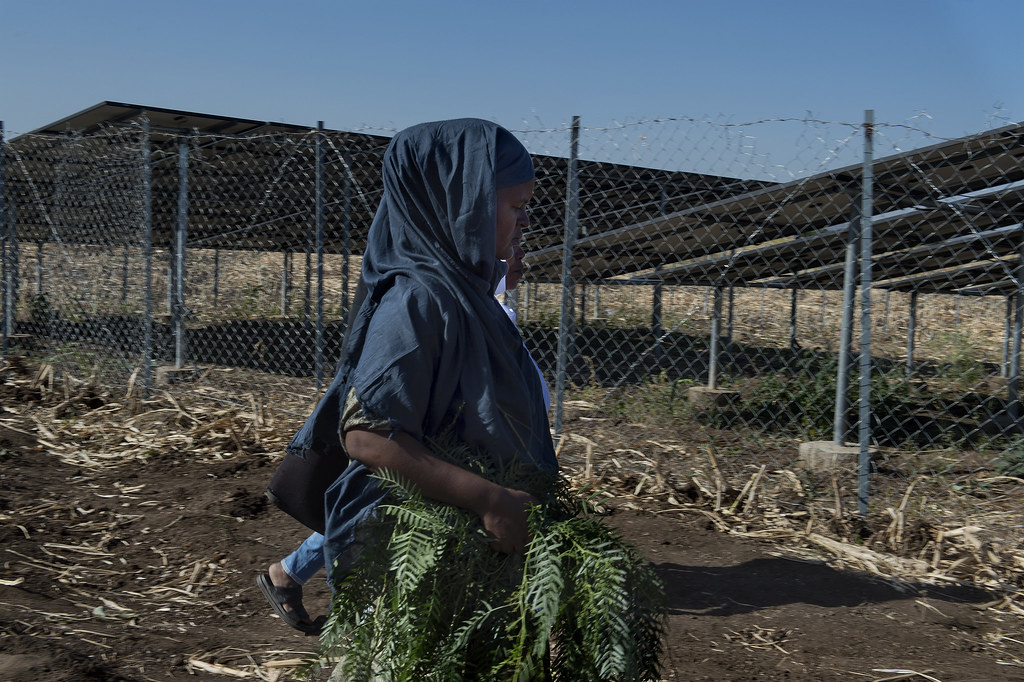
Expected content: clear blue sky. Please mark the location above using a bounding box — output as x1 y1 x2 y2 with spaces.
1 0 1021 141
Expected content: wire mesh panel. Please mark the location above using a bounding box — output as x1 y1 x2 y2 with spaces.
511 114 1024 521
3 125 149 386
6 110 1024 622
3 112 1024 506
0 122 390 413
518 117 868 442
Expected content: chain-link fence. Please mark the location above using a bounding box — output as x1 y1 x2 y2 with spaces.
3 110 1024 518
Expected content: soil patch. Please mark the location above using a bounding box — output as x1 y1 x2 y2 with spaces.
1 359 1022 680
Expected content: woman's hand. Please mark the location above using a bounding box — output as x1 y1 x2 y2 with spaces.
479 487 538 555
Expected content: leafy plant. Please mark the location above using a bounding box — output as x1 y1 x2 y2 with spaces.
26 292 53 326
740 353 926 443
930 332 986 388
229 283 269 319
309 432 666 682
994 437 1024 478
741 354 840 439
593 372 695 425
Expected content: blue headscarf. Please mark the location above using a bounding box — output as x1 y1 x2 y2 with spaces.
345 118 552 450
283 119 556 573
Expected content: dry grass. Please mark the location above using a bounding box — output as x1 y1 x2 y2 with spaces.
5 354 1020 629
7 243 1023 632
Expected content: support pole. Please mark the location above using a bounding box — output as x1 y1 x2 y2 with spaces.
36 242 44 296
651 185 667 366
707 285 723 390
820 291 827 334
212 248 220 309
315 121 326 390
857 109 875 516
789 288 799 351
726 285 735 360
833 192 861 445
166 258 173 316
521 281 530 323
1002 295 1012 378
142 119 154 396
579 285 587 326
553 116 580 439
173 136 189 368
281 251 290 316
120 244 129 305
906 290 918 377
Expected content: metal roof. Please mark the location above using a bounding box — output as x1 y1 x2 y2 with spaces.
6 101 761 260
525 119 1024 296
24 101 314 137
8 102 1024 297
8 102 393 254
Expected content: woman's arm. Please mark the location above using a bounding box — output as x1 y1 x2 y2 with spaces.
344 428 536 555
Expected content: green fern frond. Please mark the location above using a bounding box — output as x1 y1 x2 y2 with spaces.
309 431 666 681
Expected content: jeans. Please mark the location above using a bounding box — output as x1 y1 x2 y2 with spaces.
281 531 324 585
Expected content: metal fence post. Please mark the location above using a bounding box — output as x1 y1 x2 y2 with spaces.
0 120 7 358
342 147 352 326
142 119 154 396
553 116 580 439
1 174 17 356
1009 242 1024 429
174 135 189 369
315 122 325 390
857 109 875 516
0 229 7 357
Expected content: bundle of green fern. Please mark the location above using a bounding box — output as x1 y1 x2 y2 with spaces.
307 432 665 682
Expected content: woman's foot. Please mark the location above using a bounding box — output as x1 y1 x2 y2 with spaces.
257 562 323 634
267 562 312 623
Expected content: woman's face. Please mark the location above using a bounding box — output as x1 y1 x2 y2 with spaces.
495 179 533 260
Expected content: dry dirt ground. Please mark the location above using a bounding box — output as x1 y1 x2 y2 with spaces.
1 363 1024 681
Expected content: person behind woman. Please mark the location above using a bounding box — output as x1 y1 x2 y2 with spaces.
262 118 557 629
495 241 550 412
